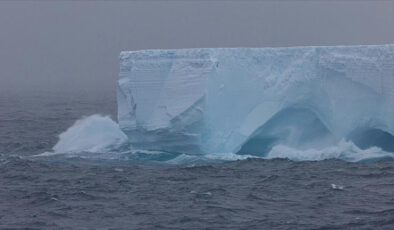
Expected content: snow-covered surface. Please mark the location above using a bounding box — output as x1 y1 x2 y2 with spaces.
118 45 394 156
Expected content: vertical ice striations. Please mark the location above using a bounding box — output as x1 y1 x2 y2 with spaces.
118 49 215 153
118 45 394 155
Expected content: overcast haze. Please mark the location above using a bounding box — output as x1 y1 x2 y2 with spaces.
1 0 394 94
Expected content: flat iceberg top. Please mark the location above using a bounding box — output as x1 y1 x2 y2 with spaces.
120 44 393 57
118 44 394 155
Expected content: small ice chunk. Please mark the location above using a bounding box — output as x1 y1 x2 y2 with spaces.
331 184 344 190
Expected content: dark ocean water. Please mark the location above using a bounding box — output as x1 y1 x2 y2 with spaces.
1 91 393 229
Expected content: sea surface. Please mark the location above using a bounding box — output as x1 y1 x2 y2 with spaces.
0 91 393 229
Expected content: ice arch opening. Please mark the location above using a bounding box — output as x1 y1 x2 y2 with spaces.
236 107 334 156
348 128 394 153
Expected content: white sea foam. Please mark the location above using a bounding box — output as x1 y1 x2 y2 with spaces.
266 140 394 162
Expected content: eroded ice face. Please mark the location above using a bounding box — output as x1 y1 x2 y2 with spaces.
117 45 394 156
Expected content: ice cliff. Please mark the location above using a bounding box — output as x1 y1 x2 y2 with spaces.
118 45 394 156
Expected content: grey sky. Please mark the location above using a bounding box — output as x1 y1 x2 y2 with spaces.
1 0 394 93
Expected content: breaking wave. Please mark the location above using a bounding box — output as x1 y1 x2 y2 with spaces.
39 115 128 157
37 115 394 165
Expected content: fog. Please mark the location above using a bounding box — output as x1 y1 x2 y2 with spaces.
1 1 394 94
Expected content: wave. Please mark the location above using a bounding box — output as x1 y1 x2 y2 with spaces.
40 115 128 155
36 115 394 165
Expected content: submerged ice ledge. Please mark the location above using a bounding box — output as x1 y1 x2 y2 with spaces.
118 45 394 156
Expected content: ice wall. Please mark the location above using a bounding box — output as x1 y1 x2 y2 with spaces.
118 45 394 155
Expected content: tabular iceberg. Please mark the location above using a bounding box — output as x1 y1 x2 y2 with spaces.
118 45 394 156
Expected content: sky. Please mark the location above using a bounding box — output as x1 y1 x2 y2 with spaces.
1 0 394 94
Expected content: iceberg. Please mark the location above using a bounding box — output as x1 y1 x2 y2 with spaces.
117 45 394 156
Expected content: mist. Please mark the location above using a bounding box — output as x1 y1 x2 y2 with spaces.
1 0 394 94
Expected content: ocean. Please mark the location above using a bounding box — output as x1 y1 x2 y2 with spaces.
0 91 393 229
